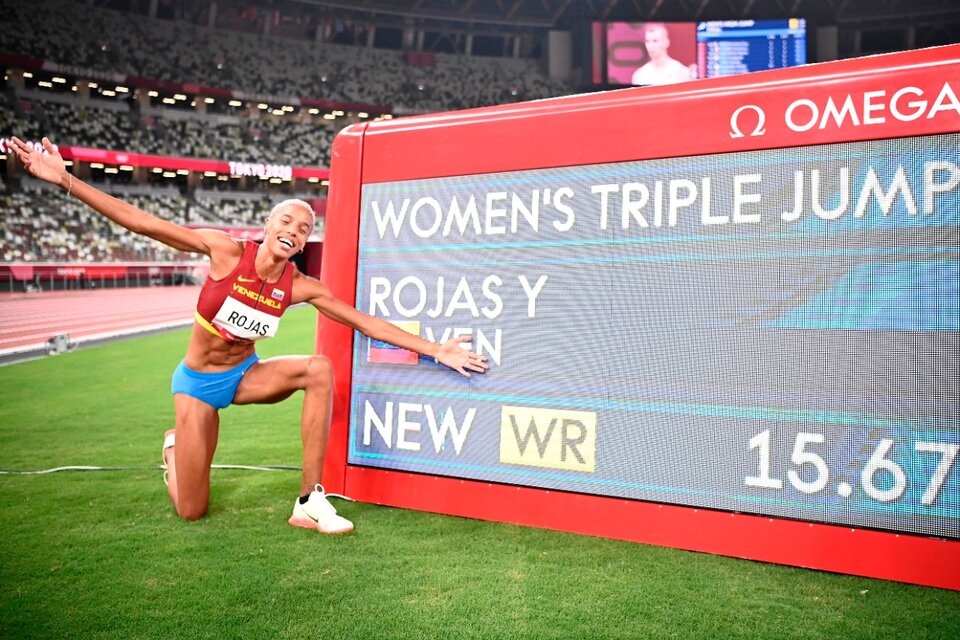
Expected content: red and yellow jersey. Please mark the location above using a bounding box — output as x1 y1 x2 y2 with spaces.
195 241 295 342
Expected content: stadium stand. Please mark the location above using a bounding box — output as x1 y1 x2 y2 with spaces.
0 0 568 109
192 191 274 228
9 94 336 167
0 0 571 265
2 180 188 262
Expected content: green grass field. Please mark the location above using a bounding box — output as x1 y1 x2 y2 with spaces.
1 306 958 639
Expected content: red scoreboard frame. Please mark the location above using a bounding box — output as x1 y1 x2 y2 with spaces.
318 45 960 590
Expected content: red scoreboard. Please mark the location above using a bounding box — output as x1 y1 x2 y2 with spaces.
319 45 960 590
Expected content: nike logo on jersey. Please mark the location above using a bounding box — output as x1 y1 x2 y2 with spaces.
237 276 256 283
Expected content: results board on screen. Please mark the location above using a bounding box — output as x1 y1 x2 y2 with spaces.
348 133 960 540
697 19 807 79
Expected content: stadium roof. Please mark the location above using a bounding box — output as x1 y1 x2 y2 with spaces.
288 0 960 31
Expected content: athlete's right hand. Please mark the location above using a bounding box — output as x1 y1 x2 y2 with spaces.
10 136 67 186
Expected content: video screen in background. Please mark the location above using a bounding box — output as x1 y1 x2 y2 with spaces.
605 22 697 86
596 19 808 85
697 19 807 79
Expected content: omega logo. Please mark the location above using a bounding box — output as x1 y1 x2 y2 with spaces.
729 105 767 138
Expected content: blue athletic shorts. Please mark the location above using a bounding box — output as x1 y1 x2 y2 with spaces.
171 353 260 409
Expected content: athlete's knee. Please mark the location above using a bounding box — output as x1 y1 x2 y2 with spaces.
173 491 209 520
304 355 333 392
175 496 209 521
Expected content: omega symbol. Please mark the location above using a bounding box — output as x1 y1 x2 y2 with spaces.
729 105 767 138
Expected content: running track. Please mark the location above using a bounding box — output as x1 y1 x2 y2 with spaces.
0 287 200 362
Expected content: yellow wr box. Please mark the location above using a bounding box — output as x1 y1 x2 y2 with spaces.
499 406 597 473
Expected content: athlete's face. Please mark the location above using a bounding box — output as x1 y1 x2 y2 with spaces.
265 205 313 257
644 26 670 60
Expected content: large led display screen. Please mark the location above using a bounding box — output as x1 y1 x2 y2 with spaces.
348 133 959 540
697 19 807 79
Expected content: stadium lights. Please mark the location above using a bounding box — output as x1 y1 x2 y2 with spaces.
321 180 329 186
38 81 53 88
71 86 78 92
23 72 33 78
151 167 163 173
104 167 119 174
229 100 243 107
116 86 129 93
120 165 134 171
308 108 319 115
217 175 229 181
88 81 97 88
307 177 319 183
323 113 335 120
176 169 190 175
162 171 177 178
191 101 197 106
90 162 105 169
63 160 73 166
162 97 176 104
357 112 369 118
258 103 269 110
333 110 344 116
272 108 285 115
174 94 187 100
102 89 117 96
52 77 67 83
269 178 283 184
203 171 217 177
204 97 215 104
283 105 295 112
148 90 159 97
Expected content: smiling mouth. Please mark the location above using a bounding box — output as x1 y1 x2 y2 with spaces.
278 238 295 249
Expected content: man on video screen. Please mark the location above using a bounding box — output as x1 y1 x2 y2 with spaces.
631 23 692 85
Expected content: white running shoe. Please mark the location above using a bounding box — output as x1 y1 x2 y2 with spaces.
289 484 354 534
161 429 175 486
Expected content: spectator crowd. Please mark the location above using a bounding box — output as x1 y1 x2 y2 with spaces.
0 0 571 264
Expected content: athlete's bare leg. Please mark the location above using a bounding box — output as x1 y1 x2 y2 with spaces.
166 395 221 520
232 355 333 496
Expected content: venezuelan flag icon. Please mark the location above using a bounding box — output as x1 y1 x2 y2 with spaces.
367 321 421 365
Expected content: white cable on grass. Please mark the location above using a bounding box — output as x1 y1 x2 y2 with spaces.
0 464 355 501
0 466 123 474
211 464 302 471
0 464 301 474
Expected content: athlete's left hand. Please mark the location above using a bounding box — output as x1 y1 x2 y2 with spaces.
435 336 489 378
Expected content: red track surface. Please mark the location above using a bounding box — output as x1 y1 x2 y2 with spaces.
0 286 200 354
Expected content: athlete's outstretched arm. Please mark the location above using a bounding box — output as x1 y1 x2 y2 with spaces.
293 273 489 377
9 136 233 256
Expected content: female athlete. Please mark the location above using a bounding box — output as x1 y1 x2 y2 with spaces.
10 136 488 533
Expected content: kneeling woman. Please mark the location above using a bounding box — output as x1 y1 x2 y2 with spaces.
10 136 488 533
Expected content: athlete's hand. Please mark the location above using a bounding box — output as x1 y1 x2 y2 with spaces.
435 335 489 378
10 136 68 187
